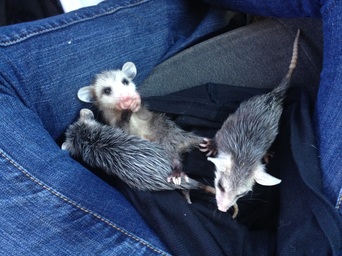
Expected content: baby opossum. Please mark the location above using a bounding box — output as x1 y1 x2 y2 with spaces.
78 62 204 185
200 30 300 213
62 108 215 201
77 62 141 125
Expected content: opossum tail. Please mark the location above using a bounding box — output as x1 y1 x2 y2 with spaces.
273 29 300 96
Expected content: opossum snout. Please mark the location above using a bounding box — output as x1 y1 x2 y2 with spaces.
116 92 141 112
216 191 236 212
217 201 235 212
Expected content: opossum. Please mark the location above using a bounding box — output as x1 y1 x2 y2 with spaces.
77 62 141 125
78 62 204 185
62 108 215 202
200 30 300 213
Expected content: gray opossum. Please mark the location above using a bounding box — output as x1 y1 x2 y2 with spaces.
78 62 204 185
62 109 215 202
200 30 300 213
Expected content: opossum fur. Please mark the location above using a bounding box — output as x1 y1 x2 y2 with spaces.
201 30 300 213
62 109 214 196
78 62 204 184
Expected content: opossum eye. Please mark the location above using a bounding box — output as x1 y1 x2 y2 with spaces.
103 87 112 95
217 181 225 192
122 78 129 85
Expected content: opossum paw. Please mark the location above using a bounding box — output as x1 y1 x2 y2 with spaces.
199 138 217 156
182 190 192 204
116 94 141 112
131 95 141 112
167 171 189 185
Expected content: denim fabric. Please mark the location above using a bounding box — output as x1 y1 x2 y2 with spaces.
316 0 342 212
0 0 232 254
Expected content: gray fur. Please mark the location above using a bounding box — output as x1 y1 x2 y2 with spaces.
63 109 212 193
124 104 204 178
203 30 300 212
80 62 204 183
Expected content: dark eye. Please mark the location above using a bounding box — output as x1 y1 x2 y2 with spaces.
217 181 225 192
122 78 129 85
103 87 112 95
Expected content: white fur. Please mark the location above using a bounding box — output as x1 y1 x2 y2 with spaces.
207 153 233 173
254 164 281 186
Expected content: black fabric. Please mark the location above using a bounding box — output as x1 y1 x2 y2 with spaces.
104 84 342 255
2 0 62 26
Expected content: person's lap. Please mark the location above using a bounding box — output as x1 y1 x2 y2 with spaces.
140 18 323 99
0 0 340 254
0 0 232 254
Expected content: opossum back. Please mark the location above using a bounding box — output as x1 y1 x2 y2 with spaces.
65 119 202 191
147 112 203 155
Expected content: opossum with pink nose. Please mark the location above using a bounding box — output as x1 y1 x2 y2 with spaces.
78 63 203 184
77 62 211 203
201 30 300 215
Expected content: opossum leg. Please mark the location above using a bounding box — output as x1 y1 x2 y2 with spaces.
181 189 192 204
201 185 215 194
199 138 218 156
167 158 189 185
117 110 133 128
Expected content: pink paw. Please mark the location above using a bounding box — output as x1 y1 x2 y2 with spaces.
116 93 141 112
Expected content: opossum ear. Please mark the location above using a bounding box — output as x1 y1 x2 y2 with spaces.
122 62 137 80
254 165 281 186
208 157 229 172
208 154 232 172
78 86 95 103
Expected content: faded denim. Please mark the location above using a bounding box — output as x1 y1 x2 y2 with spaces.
0 0 231 254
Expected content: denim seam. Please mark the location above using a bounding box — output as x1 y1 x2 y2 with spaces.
336 188 342 210
0 150 168 255
0 0 150 46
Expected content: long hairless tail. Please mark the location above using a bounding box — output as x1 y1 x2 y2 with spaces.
273 29 300 95
286 29 300 79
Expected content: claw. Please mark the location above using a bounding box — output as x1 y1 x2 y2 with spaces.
167 170 189 186
232 204 239 219
184 175 189 183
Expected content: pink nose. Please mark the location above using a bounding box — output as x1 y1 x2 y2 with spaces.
120 94 131 101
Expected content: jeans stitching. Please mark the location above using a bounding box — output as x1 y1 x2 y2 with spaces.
0 150 168 255
0 0 150 46
336 189 342 210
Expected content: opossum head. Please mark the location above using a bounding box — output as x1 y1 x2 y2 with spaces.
208 154 281 212
78 62 141 112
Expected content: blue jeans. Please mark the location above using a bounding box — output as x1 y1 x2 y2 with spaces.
0 0 231 254
0 0 341 255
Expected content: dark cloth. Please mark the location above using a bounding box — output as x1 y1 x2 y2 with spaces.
1 0 62 26
110 84 342 255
